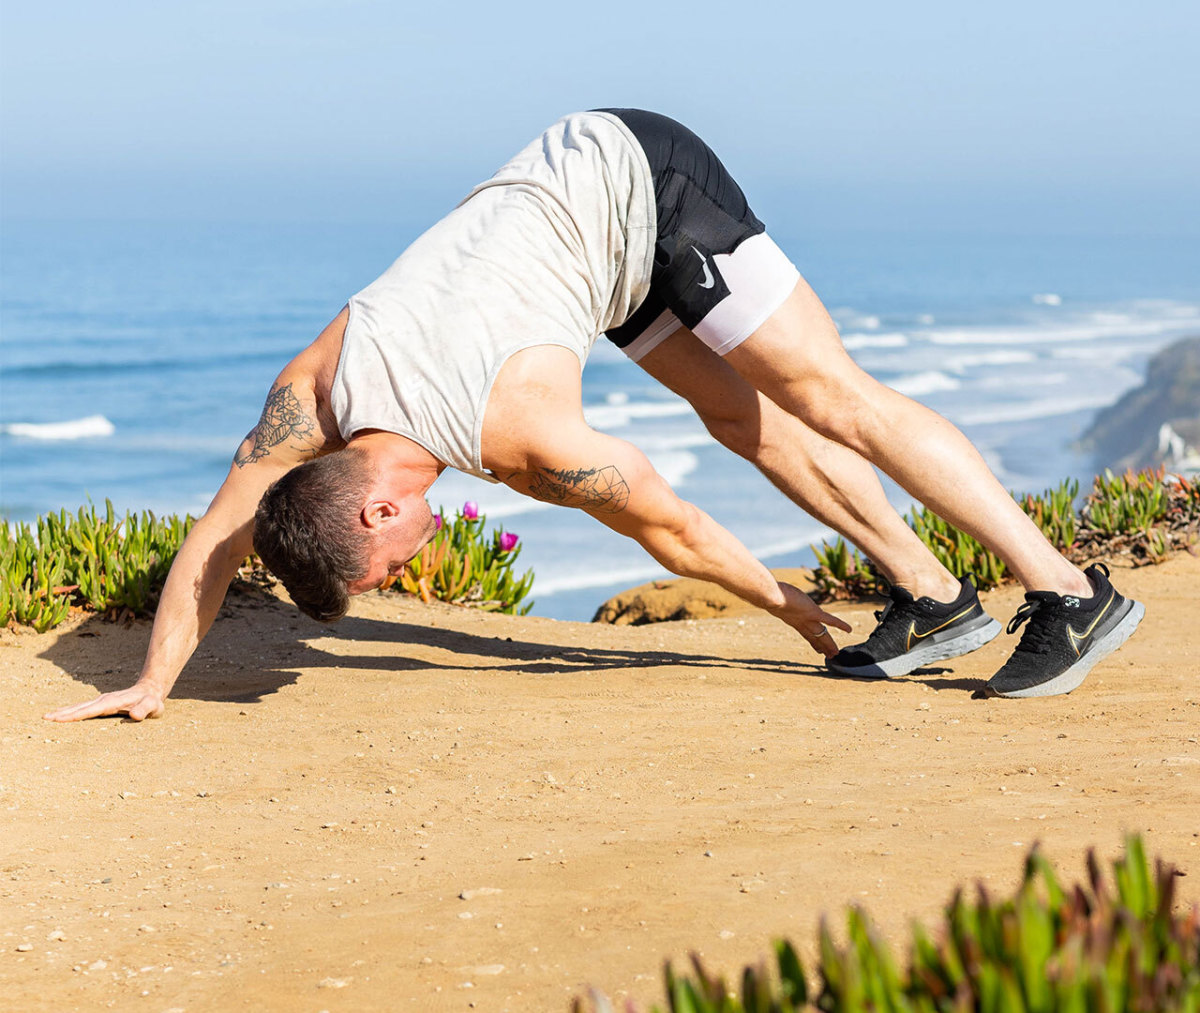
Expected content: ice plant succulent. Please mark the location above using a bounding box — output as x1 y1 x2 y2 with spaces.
393 503 533 614
575 834 1200 1013
809 467 1199 602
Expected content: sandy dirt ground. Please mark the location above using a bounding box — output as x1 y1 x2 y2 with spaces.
3 553 1198 1012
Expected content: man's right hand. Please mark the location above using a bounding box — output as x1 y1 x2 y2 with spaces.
44 684 166 723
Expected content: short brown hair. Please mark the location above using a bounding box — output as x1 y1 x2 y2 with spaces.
253 449 373 621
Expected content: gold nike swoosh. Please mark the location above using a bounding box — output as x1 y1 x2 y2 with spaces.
905 604 978 652
1066 592 1115 657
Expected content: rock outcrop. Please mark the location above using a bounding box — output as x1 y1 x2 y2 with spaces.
592 568 818 625
1077 335 1200 474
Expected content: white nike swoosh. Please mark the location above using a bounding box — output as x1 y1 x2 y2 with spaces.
692 246 715 289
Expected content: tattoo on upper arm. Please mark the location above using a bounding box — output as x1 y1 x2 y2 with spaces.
527 465 630 514
234 382 317 467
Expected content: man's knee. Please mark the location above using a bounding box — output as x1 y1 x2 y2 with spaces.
780 378 879 457
696 405 764 460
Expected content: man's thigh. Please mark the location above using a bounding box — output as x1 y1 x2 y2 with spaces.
722 276 878 398
635 327 766 424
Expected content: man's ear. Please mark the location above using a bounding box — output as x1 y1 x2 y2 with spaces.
361 498 402 531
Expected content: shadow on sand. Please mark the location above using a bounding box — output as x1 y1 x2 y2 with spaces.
38 594 904 711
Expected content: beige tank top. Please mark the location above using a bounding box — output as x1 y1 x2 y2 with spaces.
330 111 655 481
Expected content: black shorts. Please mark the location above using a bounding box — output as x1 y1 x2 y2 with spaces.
599 108 799 360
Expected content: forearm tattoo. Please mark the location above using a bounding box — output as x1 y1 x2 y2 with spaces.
234 382 317 467
527 465 630 514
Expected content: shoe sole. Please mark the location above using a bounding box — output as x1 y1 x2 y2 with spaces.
827 615 1003 679
987 598 1145 698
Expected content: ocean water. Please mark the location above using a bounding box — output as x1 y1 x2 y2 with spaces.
2 219 1198 620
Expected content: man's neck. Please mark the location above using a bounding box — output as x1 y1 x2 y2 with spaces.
348 430 443 496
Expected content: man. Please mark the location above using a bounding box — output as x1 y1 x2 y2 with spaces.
45 109 1141 723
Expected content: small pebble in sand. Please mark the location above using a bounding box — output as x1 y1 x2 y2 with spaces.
459 887 502 901
16 943 32 952
47 929 66 942
318 977 350 988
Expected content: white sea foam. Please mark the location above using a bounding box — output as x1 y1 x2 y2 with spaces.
583 398 694 429
842 332 909 350
831 308 881 331
1049 343 1143 362
532 527 835 599
1 415 115 440
749 529 835 562
646 449 700 488
534 561 672 597
637 431 715 453
957 393 1116 426
977 371 1069 390
1032 293 1062 306
888 371 961 397
923 316 1194 346
944 349 1037 373
1154 302 1200 319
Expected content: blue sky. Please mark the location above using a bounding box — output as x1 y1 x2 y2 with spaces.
2 0 1198 233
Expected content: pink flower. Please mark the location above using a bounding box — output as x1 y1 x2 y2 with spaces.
498 532 519 553
462 501 479 520
433 513 443 531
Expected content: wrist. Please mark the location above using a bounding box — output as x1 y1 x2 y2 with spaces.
134 673 169 697
763 581 799 614
760 582 790 613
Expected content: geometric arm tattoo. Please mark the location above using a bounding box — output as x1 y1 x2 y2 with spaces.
526 465 630 514
234 382 317 467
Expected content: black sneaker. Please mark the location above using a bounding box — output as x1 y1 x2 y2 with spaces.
827 576 1002 679
985 562 1144 698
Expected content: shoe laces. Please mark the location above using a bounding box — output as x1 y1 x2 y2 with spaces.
862 590 920 647
1006 593 1063 655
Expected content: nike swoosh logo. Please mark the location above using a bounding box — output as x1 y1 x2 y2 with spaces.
692 247 715 289
1066 592 1114 657
905 604 978 652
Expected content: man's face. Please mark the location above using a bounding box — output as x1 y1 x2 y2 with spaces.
345 499 438 596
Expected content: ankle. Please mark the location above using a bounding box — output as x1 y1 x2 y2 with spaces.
895 570 962 604
1034 565 1093 599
